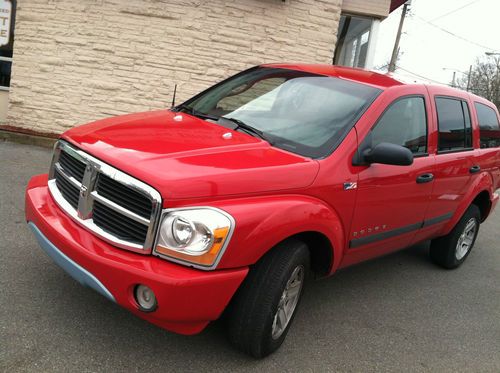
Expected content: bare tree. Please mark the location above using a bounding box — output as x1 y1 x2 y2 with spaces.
457 56 500 110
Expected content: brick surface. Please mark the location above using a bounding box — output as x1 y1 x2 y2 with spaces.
8 0 342 134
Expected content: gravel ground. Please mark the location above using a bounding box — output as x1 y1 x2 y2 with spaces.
1 140 499 372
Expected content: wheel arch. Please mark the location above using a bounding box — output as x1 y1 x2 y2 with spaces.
213 195 345 274
443 172 495 234
280 231 334 278
471 190 492 222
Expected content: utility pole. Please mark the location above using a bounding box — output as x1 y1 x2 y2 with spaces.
388 2 409 73
451 71 456 88
466 65 472 92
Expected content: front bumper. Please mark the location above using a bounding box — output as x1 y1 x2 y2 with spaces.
25 174 248 335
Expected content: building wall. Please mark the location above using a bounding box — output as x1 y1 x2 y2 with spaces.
341 0 390 18
7 0 342 134
0 91 8 121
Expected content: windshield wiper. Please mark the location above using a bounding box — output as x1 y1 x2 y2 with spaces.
222 117 274 145
174 104 219 121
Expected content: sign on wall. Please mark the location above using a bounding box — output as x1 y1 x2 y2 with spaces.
0 0 11 47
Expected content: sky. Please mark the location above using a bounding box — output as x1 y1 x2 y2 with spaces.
373 0 500 86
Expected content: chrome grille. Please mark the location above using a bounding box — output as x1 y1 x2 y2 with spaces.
48 140 162 253
92 201 149 245
96 174 152 219
54 167 79 210
59 150 86 182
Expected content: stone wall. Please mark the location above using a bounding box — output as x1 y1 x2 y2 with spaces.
8 0 342 134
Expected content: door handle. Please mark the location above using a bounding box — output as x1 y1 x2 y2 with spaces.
416 173 434 184
469 165 481 174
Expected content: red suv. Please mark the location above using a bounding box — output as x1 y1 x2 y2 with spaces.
26 64 500 357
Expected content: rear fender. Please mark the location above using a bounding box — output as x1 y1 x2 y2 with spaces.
443 171 494 234
212 195 345 274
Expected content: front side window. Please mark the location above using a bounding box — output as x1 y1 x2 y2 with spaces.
436 97 473 152
370 96 427 154
177 67 381 158
475 102 500 148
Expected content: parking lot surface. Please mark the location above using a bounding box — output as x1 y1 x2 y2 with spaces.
1 140 499 372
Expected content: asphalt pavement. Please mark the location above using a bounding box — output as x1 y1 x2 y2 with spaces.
1 140 499 372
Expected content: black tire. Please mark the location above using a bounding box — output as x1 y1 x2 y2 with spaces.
430 204 481 269
226 239 310 358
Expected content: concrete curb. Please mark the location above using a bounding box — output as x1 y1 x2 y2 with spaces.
0 130 57 148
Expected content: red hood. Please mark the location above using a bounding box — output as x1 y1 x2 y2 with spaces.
62 110 319 201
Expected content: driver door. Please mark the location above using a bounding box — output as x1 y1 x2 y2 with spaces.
346 94 435 264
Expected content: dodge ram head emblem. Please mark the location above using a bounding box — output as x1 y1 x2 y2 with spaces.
79 184 88 198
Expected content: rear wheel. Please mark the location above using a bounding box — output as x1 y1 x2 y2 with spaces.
226 239 309 358
430 205 480 269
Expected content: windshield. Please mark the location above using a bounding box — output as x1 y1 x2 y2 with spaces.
176 67 381 158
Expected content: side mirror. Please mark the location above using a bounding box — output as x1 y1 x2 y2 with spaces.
363 142 413 166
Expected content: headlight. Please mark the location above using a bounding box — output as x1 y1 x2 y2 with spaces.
154 208 234 268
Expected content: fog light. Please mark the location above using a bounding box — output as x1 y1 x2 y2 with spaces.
134 284 157 312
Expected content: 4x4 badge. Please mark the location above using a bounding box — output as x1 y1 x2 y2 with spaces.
343 182 357 190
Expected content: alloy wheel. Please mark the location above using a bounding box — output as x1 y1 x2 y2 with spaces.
271 265 304 340
455 218 477 260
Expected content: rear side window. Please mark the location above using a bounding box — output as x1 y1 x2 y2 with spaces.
436 97 473 152
371 96 427 154
475 102 500 148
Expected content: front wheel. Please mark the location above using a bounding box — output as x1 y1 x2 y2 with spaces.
226 239 310 358
430 204 480 269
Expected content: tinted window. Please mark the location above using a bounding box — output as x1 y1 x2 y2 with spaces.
475 102 500 148
463 101 473 148
436 97 472 151
371 96 427 154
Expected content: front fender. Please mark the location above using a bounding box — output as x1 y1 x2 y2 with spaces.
211 195 345 273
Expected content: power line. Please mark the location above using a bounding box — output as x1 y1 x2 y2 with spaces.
396 66 451 86
415 16 496 51
396 66 500 95
429 0 482 22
